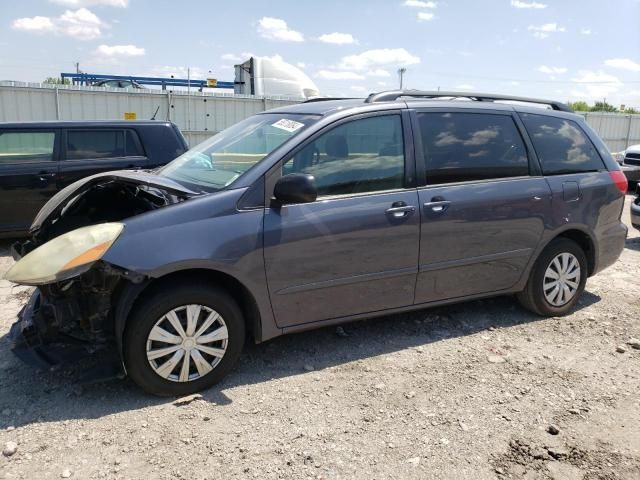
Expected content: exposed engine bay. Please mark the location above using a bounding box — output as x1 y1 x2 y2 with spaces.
9 173 195 371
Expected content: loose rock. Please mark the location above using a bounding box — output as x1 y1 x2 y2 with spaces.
2 441 17 457
487 355 506 364
547 424 560 435
61 468 72 478
616 345 627 353
172 394 203 406
627 338 640 350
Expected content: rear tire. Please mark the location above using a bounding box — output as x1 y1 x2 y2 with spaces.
517 238 587 316
123 282 245 396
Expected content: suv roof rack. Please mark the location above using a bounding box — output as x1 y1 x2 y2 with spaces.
364 90 573 112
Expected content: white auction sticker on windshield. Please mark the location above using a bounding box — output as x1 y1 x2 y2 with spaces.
271 118 305 133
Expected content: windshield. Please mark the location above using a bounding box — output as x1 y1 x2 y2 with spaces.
158 113 319 192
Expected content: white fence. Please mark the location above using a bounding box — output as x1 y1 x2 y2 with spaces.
1 82 639 151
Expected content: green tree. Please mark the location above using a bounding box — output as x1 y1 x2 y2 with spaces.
590 101 618 112
623 107 639 114
567 101 590 111
43 77 71 85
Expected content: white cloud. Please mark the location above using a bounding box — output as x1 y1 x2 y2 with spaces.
580 28 592 35
12 8 105 40
528 23 565 39
570 70 623 100
257 17 304 42
403 0 437 7
455 84 475 90
95 44 144 57
11 16 56 33
417 12 435 21
367 69 391 77
350 86 367 92
315 70 365 80
538 65 568 74
49 0 128 6
221 52 255 63
296 62 306 69
338 48 420 71
510 0 546 9
377 81 389 87
318 32 356 45
604 58 640 72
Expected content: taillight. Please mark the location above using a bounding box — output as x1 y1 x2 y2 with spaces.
609 170 628 194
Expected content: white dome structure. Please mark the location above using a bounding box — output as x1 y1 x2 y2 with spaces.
234 56 319 99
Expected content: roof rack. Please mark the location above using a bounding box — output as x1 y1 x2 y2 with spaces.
303 96 357 103
364 90 573 112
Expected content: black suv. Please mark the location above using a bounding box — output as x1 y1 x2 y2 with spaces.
0 120 187 236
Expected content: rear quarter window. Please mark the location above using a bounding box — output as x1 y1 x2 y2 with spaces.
520 113 605 175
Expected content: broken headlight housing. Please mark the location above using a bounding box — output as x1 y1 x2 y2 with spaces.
5 223 124 286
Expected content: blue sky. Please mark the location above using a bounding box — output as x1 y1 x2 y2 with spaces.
1 0 640 106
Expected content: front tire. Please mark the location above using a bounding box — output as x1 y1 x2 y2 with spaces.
123 283 245 396
517 238 587 316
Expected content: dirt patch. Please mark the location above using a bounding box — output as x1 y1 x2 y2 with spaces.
0 197 638 480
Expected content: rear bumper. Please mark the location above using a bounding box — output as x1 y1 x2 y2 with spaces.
631 197 640 231
594 221 628 274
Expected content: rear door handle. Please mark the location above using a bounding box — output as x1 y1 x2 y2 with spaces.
385 205 416 218
423 200 451 213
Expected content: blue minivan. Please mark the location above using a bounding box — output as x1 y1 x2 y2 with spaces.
6 91 628 395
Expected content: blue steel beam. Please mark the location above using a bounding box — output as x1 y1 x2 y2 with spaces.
60 72 234 89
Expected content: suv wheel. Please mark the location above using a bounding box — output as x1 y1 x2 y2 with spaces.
124 283 245 396
517 238 587 316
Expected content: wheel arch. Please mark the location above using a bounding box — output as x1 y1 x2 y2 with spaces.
550 228 597 276
112 268 264 364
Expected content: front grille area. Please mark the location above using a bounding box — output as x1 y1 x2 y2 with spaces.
624 156 640 166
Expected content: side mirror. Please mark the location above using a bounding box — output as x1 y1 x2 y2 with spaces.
273 174 317 204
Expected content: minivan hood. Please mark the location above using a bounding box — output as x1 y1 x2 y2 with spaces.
30 170 198 234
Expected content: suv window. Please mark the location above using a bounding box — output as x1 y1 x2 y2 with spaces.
520 113 605 175
283 115 405 196
66 130 131 160
0 131 56 164
417 112 529 185
125 130 144 156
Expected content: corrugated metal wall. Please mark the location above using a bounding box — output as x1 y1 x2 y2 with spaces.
0 82 301 147
1 82 639 152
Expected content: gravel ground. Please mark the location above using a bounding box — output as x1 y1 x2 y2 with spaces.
0 196 638 480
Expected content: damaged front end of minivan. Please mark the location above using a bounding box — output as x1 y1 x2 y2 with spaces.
6 171 197 375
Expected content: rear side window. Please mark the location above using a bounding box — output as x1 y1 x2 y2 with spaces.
417 112 529 185
66 130 135 160
0 131 55 164
125 130 144 156
520 113 605 175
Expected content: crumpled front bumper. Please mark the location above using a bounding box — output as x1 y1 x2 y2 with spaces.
9 289 90 369
9 289 123 381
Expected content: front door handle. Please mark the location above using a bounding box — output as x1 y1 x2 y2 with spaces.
423 200 451 213
385 204 416 218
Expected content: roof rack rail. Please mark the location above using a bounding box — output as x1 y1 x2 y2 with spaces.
303 97 357 103
364 90 573 112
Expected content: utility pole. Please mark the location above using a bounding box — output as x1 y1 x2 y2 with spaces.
398 68 406 90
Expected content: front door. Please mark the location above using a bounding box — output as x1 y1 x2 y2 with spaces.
263 113 420 328
0 129 60 233
413 110 551 303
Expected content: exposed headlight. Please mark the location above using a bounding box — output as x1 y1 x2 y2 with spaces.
5 223 124 285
